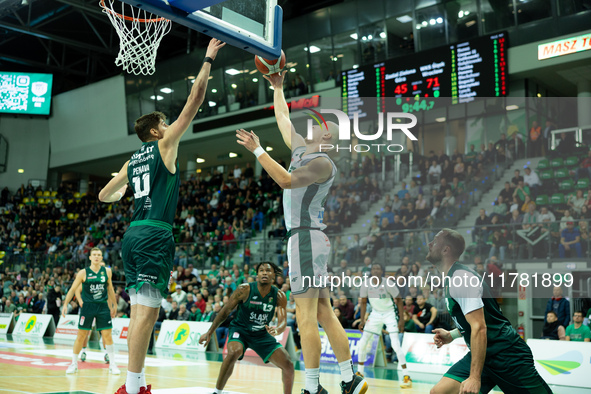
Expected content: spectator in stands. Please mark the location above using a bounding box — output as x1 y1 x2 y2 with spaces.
560 210 575 230
428 160 442 184
522 203 540 229
529 121 542 157
574 150 591 182
415 194 429 219
336 295 355 328
436 178 452 200
172 285 187 304
565 311 591 341
523 167 541 198
539 206 556 222
559 221 583 258
440 189 455 213
380 205 395 226
541 311 566 340
408 180 421 199
556 132 576 156
485 142 497 164
578 219 589 256
464 144 477 163
567 190 586 217
513 180 531 203
511 170 524 188
545 286 570 327
168 301 180 320
473 209 490 244
401 202 418 229
499 182 514 202
412 294 437 333
488 228 507 261
453 157 466 179
391 194 403 214
177 303 190 321
492 195 508 222
397 182 409 200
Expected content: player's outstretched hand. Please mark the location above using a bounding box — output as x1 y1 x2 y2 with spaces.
199 331 212 347
263 70 287 89
236 129 261 153
433 328 452 348
459 377 481 394
265 325 278 336
205 38 226 61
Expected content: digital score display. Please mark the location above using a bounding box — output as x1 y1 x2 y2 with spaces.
342 32 507 116
0 72 53 115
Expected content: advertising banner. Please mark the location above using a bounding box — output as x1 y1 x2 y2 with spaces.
0 313 14 334
12 314 56 337
54 314 80 339
111 318 130 346
528 339 591 388
402 333 469 374
155 320 216 351
299 329 385 367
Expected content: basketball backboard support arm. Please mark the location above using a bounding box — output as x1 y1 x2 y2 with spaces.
119 0 283 59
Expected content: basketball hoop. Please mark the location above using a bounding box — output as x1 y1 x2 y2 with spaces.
100 0 171 75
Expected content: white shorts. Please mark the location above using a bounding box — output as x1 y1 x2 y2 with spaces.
364 309 399 336
287 229 330 295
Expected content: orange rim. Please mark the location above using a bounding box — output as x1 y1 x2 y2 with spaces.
100 0 169 23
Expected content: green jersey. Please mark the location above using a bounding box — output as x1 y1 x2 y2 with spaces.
565 324 591 341
231 282 278 334
127 141 180 227
444 262 520 356
82 266 109 303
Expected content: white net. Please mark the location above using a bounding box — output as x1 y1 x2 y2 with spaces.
100 0 171 75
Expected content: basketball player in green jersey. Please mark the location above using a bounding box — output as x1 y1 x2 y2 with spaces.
61 247 119 375
200 262 294 394
99 38 225 394
426 229 552 394
236 69 367 394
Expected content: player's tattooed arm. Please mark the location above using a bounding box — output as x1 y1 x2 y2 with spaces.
208 283 250 333
269 290 287 336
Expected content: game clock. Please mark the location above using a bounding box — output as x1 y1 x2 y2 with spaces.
342 32 507 118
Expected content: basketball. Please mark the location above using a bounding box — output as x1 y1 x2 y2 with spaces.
254 50 286 75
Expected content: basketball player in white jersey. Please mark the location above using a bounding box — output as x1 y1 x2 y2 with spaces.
236 70 367 394
357 263 410 388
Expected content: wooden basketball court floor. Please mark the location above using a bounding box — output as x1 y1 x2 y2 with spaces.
0 335 581 394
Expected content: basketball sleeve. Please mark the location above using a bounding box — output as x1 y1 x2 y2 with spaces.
449 270 484 315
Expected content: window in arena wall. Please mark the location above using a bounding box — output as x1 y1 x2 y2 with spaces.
332 30 359 78
516 0 552 25
359 22 387 65
308 36 334 91
385 15 415 59
415 4 447 51
445 0 478 44
480 0 515 34
283 43 310 100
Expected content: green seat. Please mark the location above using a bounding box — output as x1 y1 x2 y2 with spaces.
550 157 564 168
535 195 549 206
540 169 554 180
551 193 566 205
576 178 590 190
565 156 578 167
554 168 569 179
559 179 575 191
537 158 549 170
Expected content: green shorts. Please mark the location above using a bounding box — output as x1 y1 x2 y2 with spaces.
122 224 175 298
79 302 112 331
227 326 283 363
444 340 552 394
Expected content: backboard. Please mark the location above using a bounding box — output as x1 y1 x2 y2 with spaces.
119 0 283 59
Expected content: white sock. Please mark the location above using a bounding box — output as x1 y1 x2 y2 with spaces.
358 364 365 374
72 352 79 364
125 371 142 394
213 389 223 394
81 347 87 353
106 345 115 365
305 368 320 393
339 359 354 383
140 368 146 388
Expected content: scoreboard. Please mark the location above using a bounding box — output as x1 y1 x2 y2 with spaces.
342 32 507 117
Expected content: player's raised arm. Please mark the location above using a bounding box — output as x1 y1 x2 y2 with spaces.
264 71 305 150
62 270 86 317
236 129 331 189
99 161 129 203
268 290 288 336
461 308 487 394
161 38 225 149
199 283 250 347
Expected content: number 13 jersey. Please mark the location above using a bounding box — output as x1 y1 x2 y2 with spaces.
127 141 180 226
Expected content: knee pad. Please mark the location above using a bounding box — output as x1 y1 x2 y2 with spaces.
136 284 162 308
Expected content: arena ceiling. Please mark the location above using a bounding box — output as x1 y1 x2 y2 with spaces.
0 0 344 95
